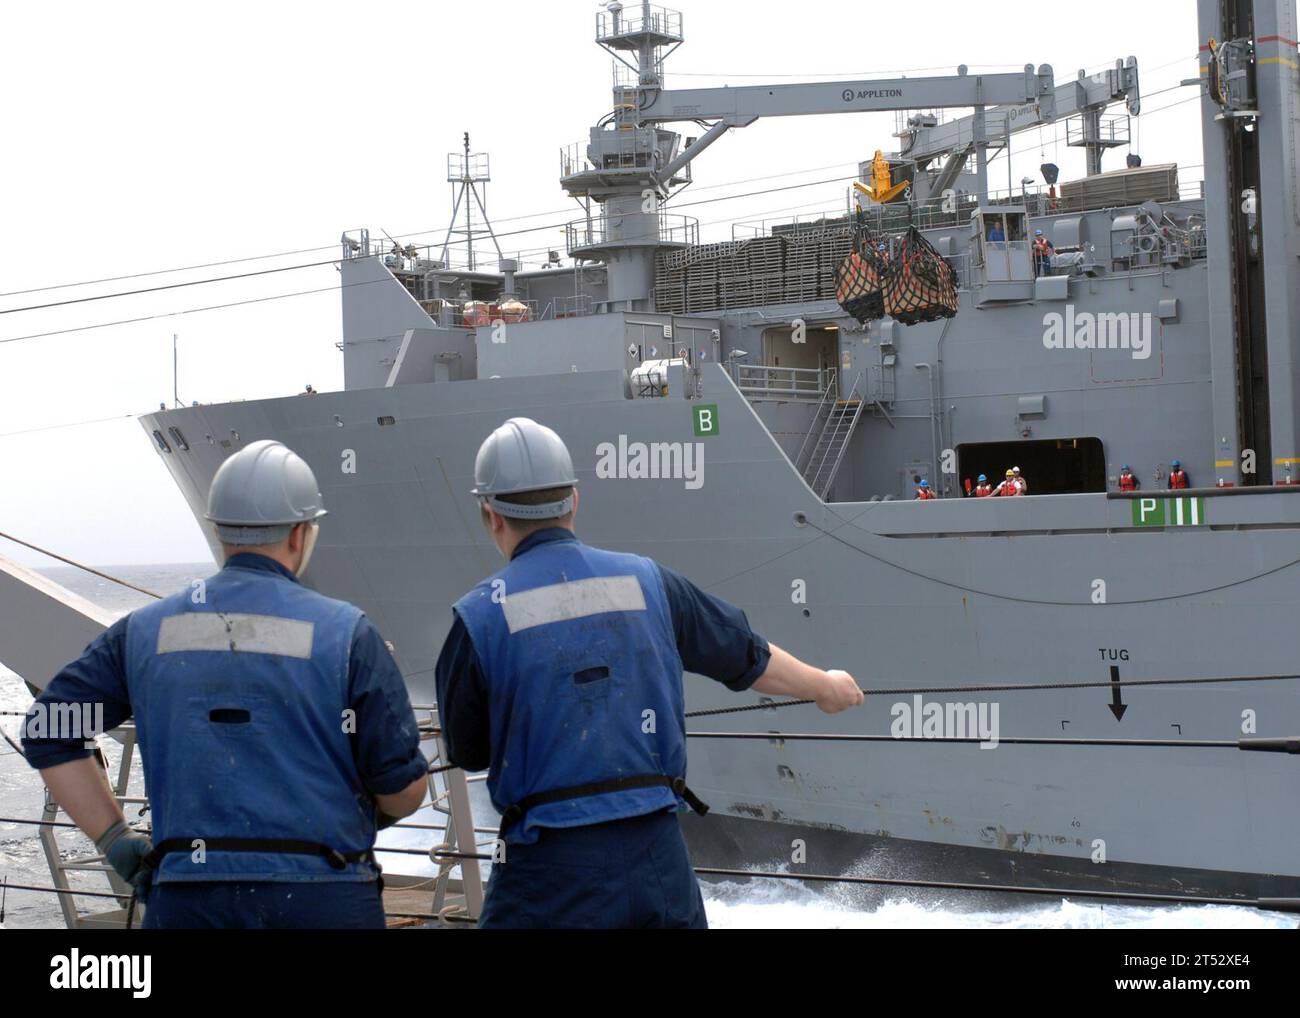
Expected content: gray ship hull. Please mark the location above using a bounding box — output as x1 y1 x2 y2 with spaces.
139 364 1300 899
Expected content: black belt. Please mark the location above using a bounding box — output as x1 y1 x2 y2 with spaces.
144 838 375 872
498 774 709 835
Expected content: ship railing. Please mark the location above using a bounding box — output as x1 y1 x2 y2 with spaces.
341 229 372 259
418 294 595 329
596 4 683 43
728 172 1210 251
1066 114 1131 148
560 142 591 177
519 294 595 321
731 363 830 401
732 206 854 240
612 61 668 92
561 129 664 177
342 231 545 275
566 212 699 252
22 708 487 927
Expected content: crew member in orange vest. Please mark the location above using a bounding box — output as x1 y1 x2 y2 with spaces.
993 469 1020 496
1118 465 1140 491
974 474 992 497
916 479 936 499
1012 465 1028 494
1168 459 1189 489
1032 230 1055 275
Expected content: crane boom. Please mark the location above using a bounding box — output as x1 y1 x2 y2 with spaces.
635 66 1056 125
899 58 1139 165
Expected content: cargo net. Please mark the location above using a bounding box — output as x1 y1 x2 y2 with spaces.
836 224 959 326
834 224 886 324
884 226 959 325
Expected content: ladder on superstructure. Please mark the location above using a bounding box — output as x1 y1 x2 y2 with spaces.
798 372 865 500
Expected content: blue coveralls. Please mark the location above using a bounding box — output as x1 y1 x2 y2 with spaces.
23 553 426 929
436 528 771 928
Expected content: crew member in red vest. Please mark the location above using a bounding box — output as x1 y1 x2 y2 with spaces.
1118 465 1140 491
993 469 1020 496
916 479 936 499
1168 459 1189 489
974 474 992 497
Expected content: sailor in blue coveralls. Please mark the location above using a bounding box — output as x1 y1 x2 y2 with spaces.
437 417 864 928
23 440 428 928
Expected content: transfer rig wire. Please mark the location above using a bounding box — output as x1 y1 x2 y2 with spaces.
684 670 1300 718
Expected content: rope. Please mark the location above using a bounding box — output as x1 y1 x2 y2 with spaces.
801 515 1300 606
0 529 162 599
685 671 1300 718
0 882 122 900
685 732 1300 752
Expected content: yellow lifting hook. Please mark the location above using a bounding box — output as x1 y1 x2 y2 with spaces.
853 150 909 204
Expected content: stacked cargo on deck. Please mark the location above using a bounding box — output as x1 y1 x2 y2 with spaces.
653 226 854 314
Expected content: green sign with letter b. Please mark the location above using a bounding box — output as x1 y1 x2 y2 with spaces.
693 404 719 437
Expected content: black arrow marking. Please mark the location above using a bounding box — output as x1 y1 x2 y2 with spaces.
1108 665 1128 721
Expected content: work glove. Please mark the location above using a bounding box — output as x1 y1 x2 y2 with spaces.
95 820 153 887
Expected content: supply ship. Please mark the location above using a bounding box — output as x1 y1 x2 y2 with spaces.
9 0 1300 903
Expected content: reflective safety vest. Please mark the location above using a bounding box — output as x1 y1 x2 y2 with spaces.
974 483 992 497
454 537 704 844
916 488 936 499
999 480 1019 496
1119 473 1138 491
1169 470 1189 489
123 560 377 884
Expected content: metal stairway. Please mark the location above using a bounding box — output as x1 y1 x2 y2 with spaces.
797 372 865 499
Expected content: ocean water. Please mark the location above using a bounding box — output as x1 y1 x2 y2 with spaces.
1 562 1294 929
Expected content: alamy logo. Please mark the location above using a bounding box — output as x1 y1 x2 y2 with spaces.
25 701 105 744
50 950 151 998
891 695 1000 748
1042 305 1152 360
595 435 704 490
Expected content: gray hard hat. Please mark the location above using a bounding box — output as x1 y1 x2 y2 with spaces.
206 439 327 544
471 417 578 520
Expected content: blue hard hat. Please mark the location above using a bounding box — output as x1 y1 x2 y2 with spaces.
1034 229 1043 235
1171 459 1181 468
919 479 929 488
1122 464 1131 471
978 474 987 482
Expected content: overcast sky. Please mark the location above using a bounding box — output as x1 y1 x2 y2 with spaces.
0 0 1206 567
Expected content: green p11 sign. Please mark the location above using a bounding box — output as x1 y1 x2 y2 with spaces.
1131 496 1206 527
693 404 719 437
